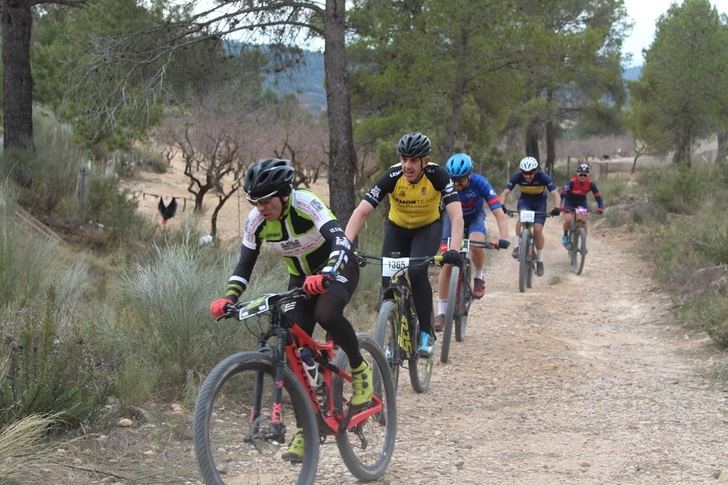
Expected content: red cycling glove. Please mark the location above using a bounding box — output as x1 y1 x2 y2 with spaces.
210 297 235 318
596 208 604 215
303 274 332 295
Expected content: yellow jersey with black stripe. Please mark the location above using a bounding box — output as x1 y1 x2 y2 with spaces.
363 163 459 229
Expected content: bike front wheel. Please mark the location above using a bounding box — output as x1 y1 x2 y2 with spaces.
408 304 433 393
440 265 460 363
518 230 532 293
335 333 397 481
193 352 319 485
374 299 401 392
455 261 471 343
574 226 587 275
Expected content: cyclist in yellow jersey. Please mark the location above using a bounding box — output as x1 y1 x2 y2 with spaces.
346 132 464 357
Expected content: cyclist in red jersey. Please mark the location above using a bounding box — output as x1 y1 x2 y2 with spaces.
560 163 605 247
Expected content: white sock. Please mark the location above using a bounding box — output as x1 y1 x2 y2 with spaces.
536 249 544 262
438 299 447 316
474 268 484 279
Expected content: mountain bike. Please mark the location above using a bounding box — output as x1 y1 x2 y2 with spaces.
565 206 593 275
440 239 500 364
357 253 444 394
192 286 396 485
506 209 552 293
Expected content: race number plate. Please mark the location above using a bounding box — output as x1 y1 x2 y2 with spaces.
382 257 410 277
238 295 271 320
520 210 535 223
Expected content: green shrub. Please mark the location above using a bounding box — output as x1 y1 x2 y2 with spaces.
597 177 629 201
691 212 728 266
0 290 102 426
680 292 728 348
644 165 713 214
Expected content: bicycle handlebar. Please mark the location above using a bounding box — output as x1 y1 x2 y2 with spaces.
354 252 445 267
504 209 556 218
218 282 331 321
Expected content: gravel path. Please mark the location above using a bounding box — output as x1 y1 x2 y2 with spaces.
60 217 727 484
315 218 728 484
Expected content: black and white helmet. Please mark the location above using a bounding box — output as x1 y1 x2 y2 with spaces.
397 132 432 158
243 158 294 198
519 156 539 172
577 163 591 174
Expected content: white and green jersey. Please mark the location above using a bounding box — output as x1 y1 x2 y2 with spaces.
225 189 351 300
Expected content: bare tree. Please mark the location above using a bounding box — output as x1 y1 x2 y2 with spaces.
155 94 258 237
86 0 358 222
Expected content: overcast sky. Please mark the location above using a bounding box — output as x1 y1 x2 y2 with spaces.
623 0 728 65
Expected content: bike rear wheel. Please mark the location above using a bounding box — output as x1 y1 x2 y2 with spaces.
574 227 587 275
518 230 531 293
408 303 433 393
193 352 319 485
440 265 460 363
374 299 400 392
335 334 397 481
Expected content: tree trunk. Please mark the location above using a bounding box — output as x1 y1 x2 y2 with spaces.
545 120 556 175
716 131 728 164
2 0 34 156
525 121 540 161
323 0 356 223
442 26 469 159
672 128 692 167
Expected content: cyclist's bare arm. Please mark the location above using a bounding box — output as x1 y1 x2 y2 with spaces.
491 206 510 240
499 188 512 206
550 188 561 210
345 200 375 242
444 200 464 251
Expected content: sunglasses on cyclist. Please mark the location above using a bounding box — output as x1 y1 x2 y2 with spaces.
578 173 588 178
452 175 469 183
245 190 278 206
521 170 536 176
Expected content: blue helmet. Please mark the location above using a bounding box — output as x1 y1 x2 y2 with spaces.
445 153 473 177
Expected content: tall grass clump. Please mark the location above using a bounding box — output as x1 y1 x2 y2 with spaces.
0 413 68 483
112 231 287 403
0 180 89 311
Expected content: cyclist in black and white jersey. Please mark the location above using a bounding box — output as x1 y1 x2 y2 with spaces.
209 157 370 463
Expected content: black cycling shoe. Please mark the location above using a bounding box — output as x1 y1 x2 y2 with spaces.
536 261 544 276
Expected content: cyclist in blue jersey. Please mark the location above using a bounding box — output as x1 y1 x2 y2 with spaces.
559 163 605 247
499 156 561 277
434 153 510 331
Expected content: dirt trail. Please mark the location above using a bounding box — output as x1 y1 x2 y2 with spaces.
63 177 727 484
314 216 728 484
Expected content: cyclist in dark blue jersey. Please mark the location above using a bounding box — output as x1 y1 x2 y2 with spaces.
434 153 510 331
559 163 605 247
499 156 561 277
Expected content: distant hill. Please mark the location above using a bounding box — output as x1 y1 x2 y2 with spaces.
623 65 642 81
265 50 326 114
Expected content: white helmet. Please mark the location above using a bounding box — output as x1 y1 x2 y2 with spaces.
519 156 539 172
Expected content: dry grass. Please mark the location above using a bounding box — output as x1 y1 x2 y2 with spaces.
0 414 65 483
